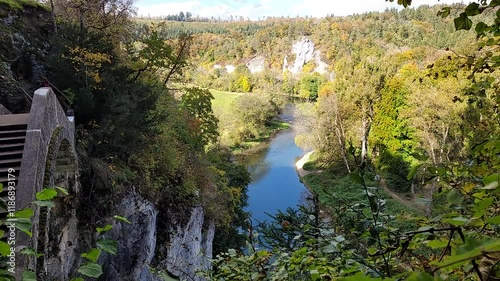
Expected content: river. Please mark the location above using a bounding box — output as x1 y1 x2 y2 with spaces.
237 105 310 223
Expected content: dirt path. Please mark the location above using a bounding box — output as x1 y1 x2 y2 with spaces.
379 178 418 209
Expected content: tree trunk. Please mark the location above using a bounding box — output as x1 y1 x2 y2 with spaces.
361 117 369 164
50 0 57 33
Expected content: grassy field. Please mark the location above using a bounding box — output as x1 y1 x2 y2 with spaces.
210 89 289 151
210 89 244 114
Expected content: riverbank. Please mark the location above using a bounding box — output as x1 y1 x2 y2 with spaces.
210 89 291 153
294 152 420 231
295 150 315 177
231 120 289 155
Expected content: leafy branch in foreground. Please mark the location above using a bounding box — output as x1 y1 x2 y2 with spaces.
71 215 131 280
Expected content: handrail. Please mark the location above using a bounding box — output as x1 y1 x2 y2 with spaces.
40 76 72 114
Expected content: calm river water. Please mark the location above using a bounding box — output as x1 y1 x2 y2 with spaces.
238 105 310 223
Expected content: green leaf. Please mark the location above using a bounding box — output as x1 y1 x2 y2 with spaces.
20 247 43 258
0 241 11 256
482 181 498 190
227 248 237 257
397 0 412 8
113 215 131 224
13 218 33 237
407 163 422 180
487 215 500 225
437 7 451 18
405 272 440 281
33 200 55 208
454 13 473 30
160 271 180 281
338 272 385 280
433 238 500 269
476 22 488 34
81 248 101 263
96 224 113 234
21 270 36 281
426 239 448 249
474 197 495 217
77 262 103 278
465 2 481 16
15 208 34 219
54 186 69 196
70 278 84 281
442 216 470 226
36 188 58 201
483 173 499 185
96 239 117 255
447 188 463 205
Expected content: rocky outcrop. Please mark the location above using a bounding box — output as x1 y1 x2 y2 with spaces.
99 194 214 281
225 64 235 73
164 207 215 281
283 37 315 74
0 4 52 113
313 51 329 74
246 56 265 73
100 192 162 281
283 37 330 75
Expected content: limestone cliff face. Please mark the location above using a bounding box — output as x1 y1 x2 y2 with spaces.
283 37 330 75
44 190 214 281
98 194 214 281
165 207 215 281
99 193 160 281
246 56 266 73
283 37 315 74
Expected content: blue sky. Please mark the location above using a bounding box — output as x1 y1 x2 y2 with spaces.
135 0 465 19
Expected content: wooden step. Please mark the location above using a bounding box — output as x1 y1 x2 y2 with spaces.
0 129 27 137
0 136 26 143
0 150 24 157
0 176 17 183
0 158 22 164
0 114 29 126
0 167 20 173
0 143 25 150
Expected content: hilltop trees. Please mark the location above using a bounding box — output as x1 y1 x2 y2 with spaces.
49 0 135 41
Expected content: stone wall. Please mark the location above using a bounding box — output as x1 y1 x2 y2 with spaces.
17 87 77 275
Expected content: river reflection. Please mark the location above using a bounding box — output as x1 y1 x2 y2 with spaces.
237 105 310 223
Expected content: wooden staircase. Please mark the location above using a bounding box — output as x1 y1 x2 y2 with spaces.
0 114 29 218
